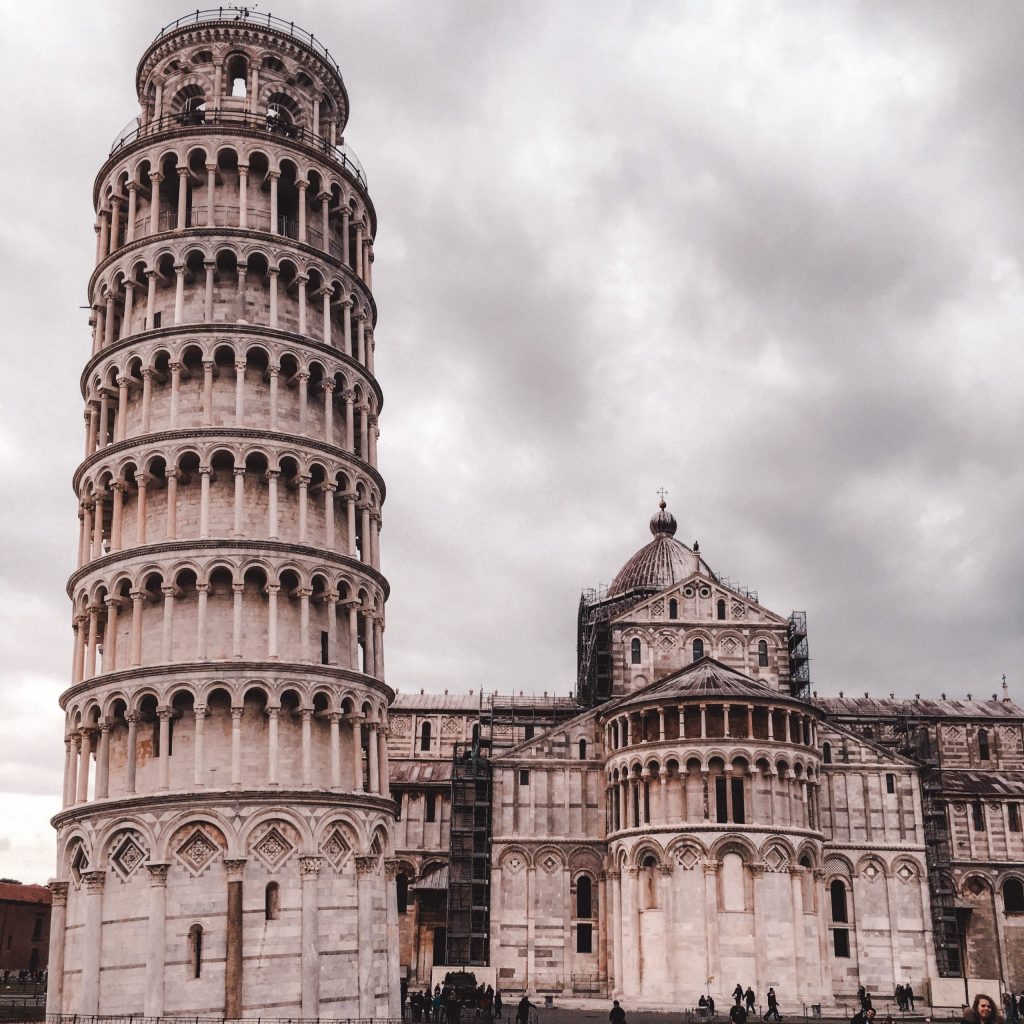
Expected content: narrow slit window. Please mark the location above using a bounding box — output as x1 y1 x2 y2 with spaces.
188 924 203 978
630 638 642 664
425 792 437 823
757 640 769 667
885 773 896 794
265 882 279 920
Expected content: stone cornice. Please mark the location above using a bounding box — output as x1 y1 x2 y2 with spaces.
51 785 395 831
88 225 375 316
66 537 389 597
822 841 927 854
605 823 824 842
73 425 385 496
59 657 394 709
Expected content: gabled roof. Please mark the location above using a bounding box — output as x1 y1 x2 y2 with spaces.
607 657 805 714
816 695 1024 721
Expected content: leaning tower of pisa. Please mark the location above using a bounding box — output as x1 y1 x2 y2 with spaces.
48 11 399 1019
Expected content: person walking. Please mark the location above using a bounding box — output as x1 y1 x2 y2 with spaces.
709 996 717 1018
609 1000 627 1024
745 989 757 1013
905 985 915 1013
764 988 781 1022
494 991 503 1021
895 986 905 1013
735 985 746 1006
517 995 534 1024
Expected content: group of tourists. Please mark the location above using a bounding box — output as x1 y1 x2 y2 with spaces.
1002 991 1024 1023
407 983 504 1024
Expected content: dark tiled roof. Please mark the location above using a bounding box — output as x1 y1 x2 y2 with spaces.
816 696 1024 720
389 759 453 786
938 770 1024 797
609 534 713 598
0 883 51 905
611 657 802 712
392 692 484 712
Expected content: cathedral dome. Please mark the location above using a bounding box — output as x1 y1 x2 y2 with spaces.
607 500 707 597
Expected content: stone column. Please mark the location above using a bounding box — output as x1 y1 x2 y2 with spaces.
323 380 336 442
224 858 246 1019
95 721 111 799
199 465 211 538
301 708 313 787
368 722 380 793
268 269 278 328
298 370 310 433
329 712 342 788
267 469 280 538
140 368 153 432
703 859 720 991
206 162 217 226
64 734 79 807
125 182 138 243
623 866 640 995
75 732 90 804
174 263 185 323
238 164 249 228
379 725 391 799
161 584 176 662
267 707 280 786
790 865 806 1002
298 476 310 543
232 582 244 658
813 868 831 998
231 707 243 785
80 870 106 1013
300 855 323 1017
659 864 676 997
169 362 182 424
297 277 308 335
149 171 162 234
342 298 353 355
324 485 337 549
384 859 403 1015
125 712 138 793
297 179 308 241
121 280 135 338
598 871 609 994
351 715 364 790
202 360 214 425
341 207 351 265
204 261 215 321
751 862 766 999
267 582 280 658
176 165 189 229
194 704 207 786
109 199 122 252
45 880 69 1014
157 709 172 789
356 856 379 1015
234 359 246 425
144 863 170 1016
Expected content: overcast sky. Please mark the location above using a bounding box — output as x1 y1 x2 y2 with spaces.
1 0 1022 884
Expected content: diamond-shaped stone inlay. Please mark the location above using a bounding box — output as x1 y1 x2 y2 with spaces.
111 834 147 879
252 826 294 871
896 863 916 883
321 827 351 870
862 862 880 881
763 847 789 873
657 634 676 653
651 600 664 616
176 828 219 876
541 855 558 874
676 848 700 871
722 637 738 654
505 855 523 873
70 843 90 883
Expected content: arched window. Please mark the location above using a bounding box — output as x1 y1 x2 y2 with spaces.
226 54 248 97
757 640 769 667
830 880 848 923
420 721 431 751
630 638 642 664
265 882 279 920
978 729 990 761
717 599 727 620
397 873 409 914
668 598 678 619
640 856 659 909
692 638 704 662
822 742 832 764
578 739 588 760
188 924 203 978
1004 878 1024 913
576 875 593 918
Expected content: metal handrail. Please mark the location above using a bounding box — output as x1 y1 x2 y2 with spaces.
108 110 367 189
152 8 342 75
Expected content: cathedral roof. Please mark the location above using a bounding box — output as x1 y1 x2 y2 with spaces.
607 499 715 598
609 656 806 713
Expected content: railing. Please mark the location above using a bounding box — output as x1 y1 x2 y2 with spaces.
108 111 367 189
151 8 343 75
47 1017 403 1024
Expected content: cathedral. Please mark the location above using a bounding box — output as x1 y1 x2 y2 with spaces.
390 500 1024 1012
47 9 1023 1021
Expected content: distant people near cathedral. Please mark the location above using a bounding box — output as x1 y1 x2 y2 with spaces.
763 988 781 1022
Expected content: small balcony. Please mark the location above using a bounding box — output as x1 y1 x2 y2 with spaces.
109 109 367 189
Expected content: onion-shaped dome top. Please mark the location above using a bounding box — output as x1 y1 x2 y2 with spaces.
610 657 811 714
608 499 713 597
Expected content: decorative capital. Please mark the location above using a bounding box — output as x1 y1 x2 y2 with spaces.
749 862 765 878
231 707 244 721
299 855 323 877
385 858 403 880
48 880 70 906
626 866 640 878
147 862 171 885
82 869 106 893
658 863 674 876
223 858 247 882
812 868 826 881
702 859 720 876
355 854 380 877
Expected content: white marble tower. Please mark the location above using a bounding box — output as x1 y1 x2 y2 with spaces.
48 10 399 1018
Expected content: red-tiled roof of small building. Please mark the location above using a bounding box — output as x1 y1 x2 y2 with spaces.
0 882 51 905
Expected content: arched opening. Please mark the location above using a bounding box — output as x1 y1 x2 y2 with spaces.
639 855 658 910
265 881 280 920
576 875 593 918
692 638 704 662
830 879 848 922
717 599 726 620
578 739 588 760
397 873 409 914
188 923 203 978
757 640 769 667
630 638 641 664
668 598 678 619
420 720 431 752
226 54 248 97
978 728 990 762
1005 878 1024 913
822 741 832 764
